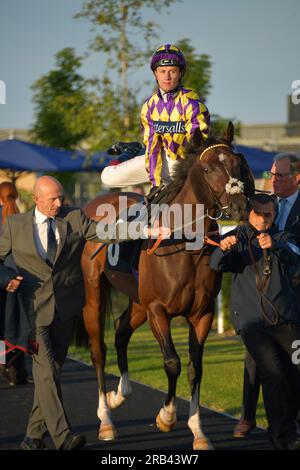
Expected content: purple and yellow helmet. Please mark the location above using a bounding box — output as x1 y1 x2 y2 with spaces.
150 44 186 73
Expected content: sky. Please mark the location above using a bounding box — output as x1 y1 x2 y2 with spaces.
0 0 299 129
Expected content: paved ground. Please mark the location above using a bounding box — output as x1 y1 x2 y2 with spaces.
0 357 272 451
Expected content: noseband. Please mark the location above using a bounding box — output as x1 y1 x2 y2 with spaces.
199 143 245 217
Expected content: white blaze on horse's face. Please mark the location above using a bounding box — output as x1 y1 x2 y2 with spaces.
218 152 244 195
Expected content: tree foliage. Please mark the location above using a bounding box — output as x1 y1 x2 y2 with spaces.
176 38 212 101
30 46 142 155
31 48 99 150
75 0 177 130
31 4 217 153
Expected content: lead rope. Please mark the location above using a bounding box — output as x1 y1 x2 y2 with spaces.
248 234 279 325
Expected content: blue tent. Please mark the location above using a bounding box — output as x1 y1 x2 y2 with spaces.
0 138 276 178
0 139 111 172
235 144 276 178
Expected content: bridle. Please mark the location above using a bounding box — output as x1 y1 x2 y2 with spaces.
147 144 246 255
147 143 247 254
199 143 245 219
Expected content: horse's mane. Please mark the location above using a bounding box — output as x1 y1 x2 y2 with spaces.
164 134 231 203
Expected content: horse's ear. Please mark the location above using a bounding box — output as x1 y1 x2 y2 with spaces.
226 121 234 144
192 127 204 148
238 153 255 198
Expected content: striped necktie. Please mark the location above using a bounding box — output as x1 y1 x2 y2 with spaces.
46 218 57 265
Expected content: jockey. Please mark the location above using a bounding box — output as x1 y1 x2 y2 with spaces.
101 43 210 190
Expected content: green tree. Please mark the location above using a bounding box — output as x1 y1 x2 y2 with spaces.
176 38 212 101
30 48 104 198
31 47 98 150
176 40 240 137
210 114 241 138
75 0 176 133
30 46 140 155
89 75 141 151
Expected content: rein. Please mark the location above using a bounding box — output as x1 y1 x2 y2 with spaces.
146 210 222 256
147 143 242 255
91 143 246 259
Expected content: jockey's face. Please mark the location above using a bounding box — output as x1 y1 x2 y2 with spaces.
154 66 181 92
249 201 275 231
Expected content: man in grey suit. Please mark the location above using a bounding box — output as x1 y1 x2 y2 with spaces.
234 152 300 438
0 176 169 450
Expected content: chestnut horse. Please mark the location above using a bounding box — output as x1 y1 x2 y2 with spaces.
81 123 255 450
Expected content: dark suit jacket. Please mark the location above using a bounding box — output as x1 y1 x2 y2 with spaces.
210 224 300 332
0 206 123 327
284 192 300 298
284 191 300 247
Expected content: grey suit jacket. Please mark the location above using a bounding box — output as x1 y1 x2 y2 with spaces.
0 206 124 327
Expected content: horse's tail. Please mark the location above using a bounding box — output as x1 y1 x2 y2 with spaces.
99 273 113 344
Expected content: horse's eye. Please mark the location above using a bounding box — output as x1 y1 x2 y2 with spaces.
203 167 209 173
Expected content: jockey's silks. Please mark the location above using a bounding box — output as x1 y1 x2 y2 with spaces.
140 87 210 187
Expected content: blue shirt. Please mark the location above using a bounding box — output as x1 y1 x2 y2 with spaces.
277 190 298 230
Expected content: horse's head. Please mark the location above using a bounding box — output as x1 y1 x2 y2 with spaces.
188 122 255 223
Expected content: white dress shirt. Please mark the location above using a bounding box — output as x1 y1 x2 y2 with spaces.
33 208 60 260
277 190 298 230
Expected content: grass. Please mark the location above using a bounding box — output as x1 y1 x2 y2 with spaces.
69 313 267 429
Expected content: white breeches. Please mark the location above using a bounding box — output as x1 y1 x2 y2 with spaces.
101 154 179 188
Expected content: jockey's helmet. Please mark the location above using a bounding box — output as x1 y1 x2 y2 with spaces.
150 44 186 74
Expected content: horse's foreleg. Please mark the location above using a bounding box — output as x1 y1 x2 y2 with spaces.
107 302 147 409
187 312 214 450
95 363 118 442
148 303 180 432
82 247 117 441
84 311 117 441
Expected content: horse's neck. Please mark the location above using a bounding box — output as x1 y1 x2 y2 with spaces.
171 172 209 207
168 175 218 236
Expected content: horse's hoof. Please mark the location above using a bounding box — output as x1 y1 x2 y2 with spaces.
98 424 117 441
106 391 126 410
193 437 214 450
156 413 176 433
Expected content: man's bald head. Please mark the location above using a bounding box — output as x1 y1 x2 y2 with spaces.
34 176 63 217
34 176 63 197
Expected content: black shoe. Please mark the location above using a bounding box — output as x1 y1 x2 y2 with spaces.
16 376 34 385
21 436 46 450
59 433 86 451
286 437 300 451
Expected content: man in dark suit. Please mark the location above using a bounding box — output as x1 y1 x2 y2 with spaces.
234 151 300 438
0 176 169 450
